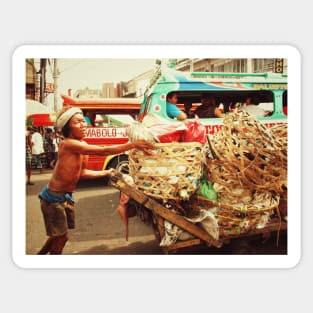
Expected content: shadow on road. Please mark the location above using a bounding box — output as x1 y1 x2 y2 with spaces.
65 239 163 255
173 231 287 255
26 174 110 196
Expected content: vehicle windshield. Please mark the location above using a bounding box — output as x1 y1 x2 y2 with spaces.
95 114 135 127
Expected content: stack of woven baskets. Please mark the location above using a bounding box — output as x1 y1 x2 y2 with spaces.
201 110 288 236
127 111 287 238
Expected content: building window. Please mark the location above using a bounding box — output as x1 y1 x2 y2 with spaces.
253 59 275 73
232 59 246 73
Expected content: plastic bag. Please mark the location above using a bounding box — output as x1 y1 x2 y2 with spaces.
197 178 218 201
186 209 219 240
148 123 186 143
141 113 188 143
182 117 207 144
127 121 157 143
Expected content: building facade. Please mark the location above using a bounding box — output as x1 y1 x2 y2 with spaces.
122 58 287 99
174 58 288 74
25 58 56 110
26 58 288 106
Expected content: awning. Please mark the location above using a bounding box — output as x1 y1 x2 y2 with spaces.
26 113 56 127
26 99 52 116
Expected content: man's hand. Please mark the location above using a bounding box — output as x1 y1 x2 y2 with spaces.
104 168 116 177
133 140 155 154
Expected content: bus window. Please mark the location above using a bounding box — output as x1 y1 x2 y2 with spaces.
97 114 135 127
175 91 274 118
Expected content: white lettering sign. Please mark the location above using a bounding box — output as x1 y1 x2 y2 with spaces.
85 127 128 138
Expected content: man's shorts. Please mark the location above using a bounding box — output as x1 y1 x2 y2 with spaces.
40 199 75 237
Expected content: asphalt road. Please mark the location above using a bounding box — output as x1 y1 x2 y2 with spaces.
26 169 163 255
25 169 287 256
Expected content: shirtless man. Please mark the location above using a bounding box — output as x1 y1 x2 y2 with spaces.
37 106 154 254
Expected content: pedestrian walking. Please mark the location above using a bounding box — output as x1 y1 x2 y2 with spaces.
31 127 44 173
26 126 34 185
49 130 61 168
37 106 154 254
45 128 55 169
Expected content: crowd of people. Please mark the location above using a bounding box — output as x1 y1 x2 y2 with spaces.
166 93 272 121
25 126 63 185
166 92 225 120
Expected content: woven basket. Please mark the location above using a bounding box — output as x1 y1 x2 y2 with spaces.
191 192 280 237
206 110 287 194
129 142 204 200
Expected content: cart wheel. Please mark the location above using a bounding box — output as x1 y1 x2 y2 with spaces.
107 155 129 175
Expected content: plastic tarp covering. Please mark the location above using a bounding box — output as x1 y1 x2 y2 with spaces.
159 209 219 247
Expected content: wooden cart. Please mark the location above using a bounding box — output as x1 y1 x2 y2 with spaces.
110 173 287 254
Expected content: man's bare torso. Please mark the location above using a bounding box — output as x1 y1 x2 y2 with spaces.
48 139 87 192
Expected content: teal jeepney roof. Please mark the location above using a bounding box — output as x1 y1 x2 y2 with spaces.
147 68 287 94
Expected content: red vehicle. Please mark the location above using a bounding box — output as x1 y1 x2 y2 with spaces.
61 94 141 173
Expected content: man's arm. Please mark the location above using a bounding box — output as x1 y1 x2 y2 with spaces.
177 112 187 120
167 103 187 120
79 154 113 179
80 168 115 179
64 139 154 156
214 108 225 118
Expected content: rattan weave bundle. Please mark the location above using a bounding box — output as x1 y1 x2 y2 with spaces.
192 190 280 237
269 123 288 176
206 110 288 203
129 142 204 200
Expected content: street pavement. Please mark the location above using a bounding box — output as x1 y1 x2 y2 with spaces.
25 169 287 256
26 169 163 255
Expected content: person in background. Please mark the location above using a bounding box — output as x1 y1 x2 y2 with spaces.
194 94 224 118
31 126 44 173
218 102 225 113
45 128 55 169
183 102 194 118
48 130 61 169
83 110 96 126
166 92 187 120
37 106 154 254
54 130 62 165
242 96 265 117
26 126 34 185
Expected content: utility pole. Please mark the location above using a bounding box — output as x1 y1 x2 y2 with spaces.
53 59 59 112
39 59 47 103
